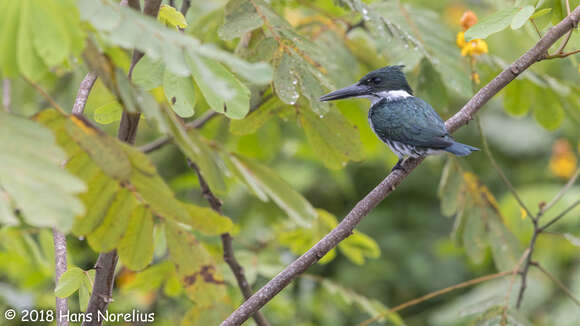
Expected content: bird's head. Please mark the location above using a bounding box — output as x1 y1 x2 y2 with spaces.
320 65 413 102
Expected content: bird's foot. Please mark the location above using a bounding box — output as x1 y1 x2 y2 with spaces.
391 158 407 173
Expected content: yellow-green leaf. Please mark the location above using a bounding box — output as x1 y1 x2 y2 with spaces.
118 205 155 270
158 4 188 30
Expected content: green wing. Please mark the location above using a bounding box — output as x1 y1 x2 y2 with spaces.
369 97 452 148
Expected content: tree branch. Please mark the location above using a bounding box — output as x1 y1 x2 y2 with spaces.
53 229 69 326
83 2 162 325
220 6 580 325
2 78 11 113
538 167 579 219
180 0 191 16
187 160 271 326
532 262 580 307
72 72 98 115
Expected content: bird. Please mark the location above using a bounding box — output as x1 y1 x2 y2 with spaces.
320 65 479 171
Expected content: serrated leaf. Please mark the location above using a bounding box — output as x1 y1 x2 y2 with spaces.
165 221 226 306
465 8 520 41
0 112 85 231
87 188 136 252
158 4 188 29
118 205 155 270
229 154 316 226
511 6 535 29
94 101 123 124
219 0 263 40
163 69 196 118
183 204 234 236
55 267 85 298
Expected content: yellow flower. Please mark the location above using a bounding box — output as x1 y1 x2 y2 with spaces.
456 31 466 48
460 10 479 31
549 139 578 179
471 72 480 84
460 39 488 56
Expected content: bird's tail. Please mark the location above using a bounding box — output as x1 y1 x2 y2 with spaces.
444 141 479 156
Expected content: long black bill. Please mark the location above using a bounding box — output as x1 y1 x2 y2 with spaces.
319 84 371 101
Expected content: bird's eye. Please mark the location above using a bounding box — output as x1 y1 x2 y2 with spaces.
371 77 382 84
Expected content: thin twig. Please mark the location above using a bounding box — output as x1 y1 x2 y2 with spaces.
515 218 539 309
543 48 580 59
538 168 579 219
220 6 580 325
2 79 12 113
21 76 67 115
476 118 535 219
53 229 69 326
72 72 98 115
555 0 573 54
539 198 580 232
530 18 543 39
188 160 271 326
501 249 530 325
532 262 580 307
357 271 513 326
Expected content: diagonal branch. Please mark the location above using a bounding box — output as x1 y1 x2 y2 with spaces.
53 229 69 326
188 160 271 326
220 5 580 325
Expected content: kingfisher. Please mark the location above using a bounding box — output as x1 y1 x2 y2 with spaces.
320 65 479 171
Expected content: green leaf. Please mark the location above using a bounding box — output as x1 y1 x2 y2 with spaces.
78 270 95 312
118 205 155 270
511 6 535 29
183 204 234 236
300 108 365 169
79 0 272 84
229 97 279 135
158 4 188 29
87 188 137 252
219 0 263 40
17 0 48 81
66 115 132 180
438 159 464 217
417 58 449 113
55 267 85 298
564 233 580 246
72 172 119 236
30 2 71 67
530 8 552 19
182 303 233 326
0 188 19 226
551 0 565 25
165 221 227 306
163 70 196 118
229 154 317 226
533 89 564 130
0 112 85 231
0 1 21 76
462 204 487 264
273 53 300 105
464 8 520 41
93 101 123 124
339 232 381 265
132 56 165 90
487 217 521 271
503 80 532 116
187 54 251 119
123 261 174 292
